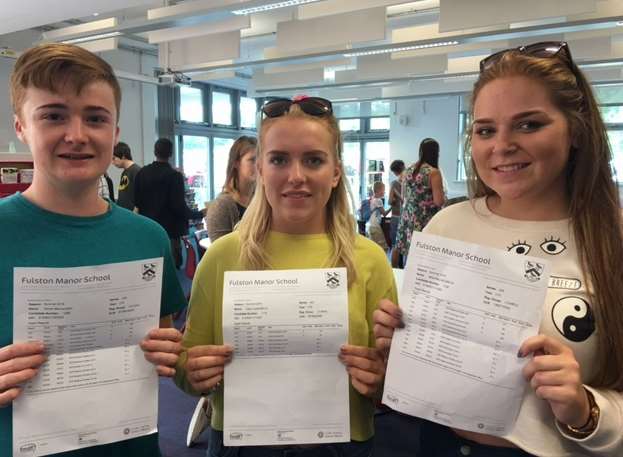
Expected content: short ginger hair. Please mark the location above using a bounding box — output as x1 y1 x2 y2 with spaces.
10 43 121 121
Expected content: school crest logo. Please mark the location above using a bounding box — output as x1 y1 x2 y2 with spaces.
326 272 340 289
142 263 157 281
524 261 544 283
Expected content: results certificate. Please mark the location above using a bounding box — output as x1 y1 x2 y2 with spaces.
383 232 550 435
223 268 350 446
12 258 163 457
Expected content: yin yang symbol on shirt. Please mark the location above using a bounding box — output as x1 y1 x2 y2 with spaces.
507 234 595 343
550 297 595 342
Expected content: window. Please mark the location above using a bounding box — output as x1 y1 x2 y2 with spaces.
213 137 235 195
597 83 623 185
369 117 390 131
457 110 471 181
334 102 361 118
212 91 233 126
174 84 257 210
240 97 257 129
339 119 361 132
608 131 623 183
371 100 391 116
600 106 623 124
333 101 391 208
179 86 204 123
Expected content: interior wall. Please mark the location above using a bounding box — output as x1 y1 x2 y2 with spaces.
103 49 159 194
390 96 468 198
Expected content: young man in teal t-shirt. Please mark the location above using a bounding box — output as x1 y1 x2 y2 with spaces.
0 43 186 457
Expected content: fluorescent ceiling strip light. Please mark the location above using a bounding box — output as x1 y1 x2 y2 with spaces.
43 17 117 41
232 0 321 15
344 40 459 57
62 32 122 45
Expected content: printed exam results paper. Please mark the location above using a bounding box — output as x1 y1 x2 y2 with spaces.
223 268 350 446
12 258 163 457
383 232 550 435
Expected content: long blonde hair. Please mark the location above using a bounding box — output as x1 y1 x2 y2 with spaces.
237 105 358 285
467 51 623 390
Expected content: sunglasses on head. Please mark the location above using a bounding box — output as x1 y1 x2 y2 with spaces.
261 97 333 118
479 41 574 73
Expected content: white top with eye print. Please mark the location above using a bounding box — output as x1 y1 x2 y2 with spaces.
423 198 622 457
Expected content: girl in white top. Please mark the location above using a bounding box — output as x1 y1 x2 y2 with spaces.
374 41 623 456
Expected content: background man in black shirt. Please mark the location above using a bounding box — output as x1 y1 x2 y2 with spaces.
112 141 141 210
134 138 204 268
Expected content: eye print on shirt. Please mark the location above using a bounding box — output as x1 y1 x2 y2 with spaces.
507 240 532 255
540 236 567 255
551 297 595 342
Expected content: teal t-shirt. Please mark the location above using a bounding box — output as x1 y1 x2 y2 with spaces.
0 194 187 457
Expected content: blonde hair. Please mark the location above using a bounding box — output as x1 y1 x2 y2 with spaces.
467 51 623 390
10 43 121 121
237 105 358 285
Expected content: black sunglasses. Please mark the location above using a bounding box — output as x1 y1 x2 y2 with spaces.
479 41 574 73
261 97 333 118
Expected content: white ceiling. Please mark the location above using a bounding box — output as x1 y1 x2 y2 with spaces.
1 0 623 101
0 0 160 35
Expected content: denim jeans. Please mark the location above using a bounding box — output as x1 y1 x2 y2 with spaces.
418 419 535 457
207 428 373 457
389 216 400 246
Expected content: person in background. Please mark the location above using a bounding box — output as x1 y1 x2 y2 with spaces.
206 135 257 241
174 96 396 457
388 159 405 267
97 172 115 202
112 141 141 210
394 138 444 263
0 42 185 457
134 138 204 269
374 41 623 456
368 180 390 251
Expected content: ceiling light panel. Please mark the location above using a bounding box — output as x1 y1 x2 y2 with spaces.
264 58 352 74
277 7 386 53
76 37 119 53
345 41 459 57
566 35 613 59
148 16 250 43
252 67 325 90
297 0 405 20
164 31 241 67
233 0 322 15
336 53 447 84
0 0 150 35
61 32 122 44
43 17 117 41
148 0 239 20
438 0 596 33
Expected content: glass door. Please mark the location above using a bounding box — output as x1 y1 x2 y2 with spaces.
342 141 362 212
181 136 209 207
364 141 390 200
212 137 235 196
